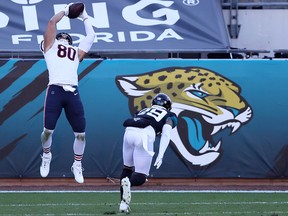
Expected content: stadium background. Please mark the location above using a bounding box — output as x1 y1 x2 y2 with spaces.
1 0 288 189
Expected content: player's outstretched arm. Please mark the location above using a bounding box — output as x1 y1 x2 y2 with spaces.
78 6 95 61
43 3 71 53
154 119 173 169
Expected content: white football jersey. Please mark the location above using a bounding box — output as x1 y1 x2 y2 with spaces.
44 40 80 86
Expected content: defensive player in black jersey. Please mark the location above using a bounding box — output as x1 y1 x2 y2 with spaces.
119 93 178 213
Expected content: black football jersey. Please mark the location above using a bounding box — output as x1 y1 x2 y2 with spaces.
123 105 178 135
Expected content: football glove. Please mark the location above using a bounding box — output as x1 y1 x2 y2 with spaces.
79 7 88 21
154 155 163 169
63 3 73 17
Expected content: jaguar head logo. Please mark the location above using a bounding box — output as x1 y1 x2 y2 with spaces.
115 67 253 166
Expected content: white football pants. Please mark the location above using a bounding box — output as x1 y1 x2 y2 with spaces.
122 126 156 176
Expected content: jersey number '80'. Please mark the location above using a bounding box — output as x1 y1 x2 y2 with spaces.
57 44 76 61
138 107 167 122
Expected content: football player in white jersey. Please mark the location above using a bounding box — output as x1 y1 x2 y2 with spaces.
119 93 178 213
39 3 95 184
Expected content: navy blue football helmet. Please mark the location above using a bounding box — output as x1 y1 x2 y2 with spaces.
152 93 172 110
56 32 72 45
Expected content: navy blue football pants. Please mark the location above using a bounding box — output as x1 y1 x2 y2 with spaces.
43 85 86 133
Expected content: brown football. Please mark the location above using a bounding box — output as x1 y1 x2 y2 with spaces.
68 2 84 19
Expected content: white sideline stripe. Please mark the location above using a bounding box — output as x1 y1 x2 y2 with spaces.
0 190 288 193
1 201 288 207
0 213 287 216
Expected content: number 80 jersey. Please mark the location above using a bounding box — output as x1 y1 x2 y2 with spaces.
43 40 79 86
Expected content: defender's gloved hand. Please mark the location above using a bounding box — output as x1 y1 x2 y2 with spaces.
154 155 163 169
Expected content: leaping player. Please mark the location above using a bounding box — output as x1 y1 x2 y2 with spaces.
39 3 95 184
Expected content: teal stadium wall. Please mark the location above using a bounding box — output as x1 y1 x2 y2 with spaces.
1 59 288 179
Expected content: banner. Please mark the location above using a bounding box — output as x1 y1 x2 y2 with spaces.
0 0 230 52
1 59 288 178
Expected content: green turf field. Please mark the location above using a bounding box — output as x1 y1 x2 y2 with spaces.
0 191 287 215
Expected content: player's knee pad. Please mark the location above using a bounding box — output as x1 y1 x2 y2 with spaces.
130 172 147 186
120 166 133 180
41 128 54 143
74 132 85 141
